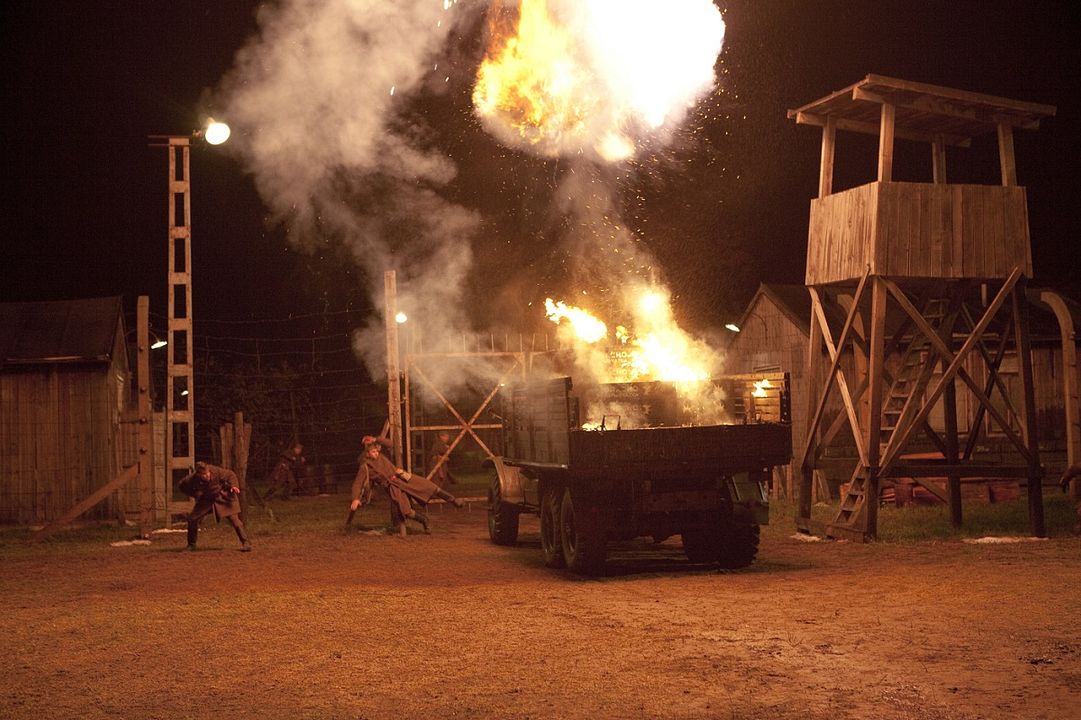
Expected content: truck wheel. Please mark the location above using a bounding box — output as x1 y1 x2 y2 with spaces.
540 487 565 568
559 487 606 576
681 525 721 564
716 522 760 569
487 477 520 546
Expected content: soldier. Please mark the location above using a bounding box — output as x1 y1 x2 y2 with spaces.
347 435 463 536
428 430 458 486
1059 464 1081 535
179 461 252 552
264 443 305 500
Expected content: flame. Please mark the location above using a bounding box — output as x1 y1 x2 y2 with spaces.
544 287 714 384
545 298 607 344
474 0 725 162
752 378 773 398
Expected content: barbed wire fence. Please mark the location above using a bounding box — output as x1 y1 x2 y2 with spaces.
137 307 387 493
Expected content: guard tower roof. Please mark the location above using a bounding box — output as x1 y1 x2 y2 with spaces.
788 74 1056 147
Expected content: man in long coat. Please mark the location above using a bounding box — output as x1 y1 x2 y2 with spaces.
348 436 463 535
428 431 458 486
179 462 253 551
264 443 305 500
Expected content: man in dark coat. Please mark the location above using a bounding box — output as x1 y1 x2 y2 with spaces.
179 462 253 551
347 436 463 536
428 431 458 486
264 443 305 500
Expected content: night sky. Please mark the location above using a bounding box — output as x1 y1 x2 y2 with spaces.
2 1 1079 335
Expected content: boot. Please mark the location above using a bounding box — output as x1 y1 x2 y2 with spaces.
434 489 464 509
412 510 431 534
232 517 252 551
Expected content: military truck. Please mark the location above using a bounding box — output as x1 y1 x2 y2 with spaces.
487 373 792 575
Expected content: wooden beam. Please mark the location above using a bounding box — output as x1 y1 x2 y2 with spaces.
34 465 139 541
854 85 1050 131
879 270 1027 473
867 278 887 466
819 116 836 198
997 123 1018 187
802 275 872 471
384 271 404 466
877 102 896 182
136 296 154 537
793 111 972 147
932 135 947 184
799 304 823 521
881 463 1034 479
1012 280 1045 537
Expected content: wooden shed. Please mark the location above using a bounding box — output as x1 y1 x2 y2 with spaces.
0 297 132 524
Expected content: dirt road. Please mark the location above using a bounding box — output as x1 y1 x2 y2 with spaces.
1 500 1079 720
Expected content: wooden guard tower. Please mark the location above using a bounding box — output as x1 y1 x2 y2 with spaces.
788 75 1056 541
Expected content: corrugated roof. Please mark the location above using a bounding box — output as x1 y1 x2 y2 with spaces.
0 296 124 368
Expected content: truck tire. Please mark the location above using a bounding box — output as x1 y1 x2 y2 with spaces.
487 477 520 546
559 487 606 576
681 525 721 564
540 487 565 568
716 521 760 569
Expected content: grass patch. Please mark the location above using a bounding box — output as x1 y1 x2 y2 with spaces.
767 491 1077 542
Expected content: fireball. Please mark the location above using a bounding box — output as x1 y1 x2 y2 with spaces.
474 0 725 162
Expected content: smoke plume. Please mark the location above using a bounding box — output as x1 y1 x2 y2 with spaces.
214 0 482 381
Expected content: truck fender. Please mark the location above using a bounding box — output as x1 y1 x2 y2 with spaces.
488 456 527 505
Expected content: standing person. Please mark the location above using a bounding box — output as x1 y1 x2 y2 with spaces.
264 442 305 500
348 435 464 536
428 430 458 486
1060 464 1081 535
179 462 252 552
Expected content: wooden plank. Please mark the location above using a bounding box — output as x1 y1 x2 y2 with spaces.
33 464 139 541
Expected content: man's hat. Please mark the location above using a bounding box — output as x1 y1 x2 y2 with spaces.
362 435 378 445
194 461 209 473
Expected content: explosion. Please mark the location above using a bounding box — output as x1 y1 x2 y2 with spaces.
544 288 715 385
474 0 726 162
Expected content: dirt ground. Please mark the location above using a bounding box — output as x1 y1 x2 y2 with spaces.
1 496 1079 720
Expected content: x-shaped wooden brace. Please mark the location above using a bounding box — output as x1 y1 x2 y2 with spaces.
411 357 523 482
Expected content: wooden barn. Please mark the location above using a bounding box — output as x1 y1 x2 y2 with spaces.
725 282 1080 501
0 296 133 524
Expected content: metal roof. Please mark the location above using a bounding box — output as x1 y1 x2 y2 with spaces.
788 74 1056 147
0 296 124 368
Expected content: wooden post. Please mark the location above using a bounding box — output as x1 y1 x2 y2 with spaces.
234 411 249 521
877 102 896 183
997 123 1017 187
932 134 947 184
384 271 404 466
819 116 836 198
136 296 154 537
1012 280 1045 536
799 295 822 524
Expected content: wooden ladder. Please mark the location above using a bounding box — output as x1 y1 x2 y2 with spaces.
828 297 950 540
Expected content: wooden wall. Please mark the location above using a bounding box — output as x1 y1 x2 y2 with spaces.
807 182 1032 285
0 361 128 524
